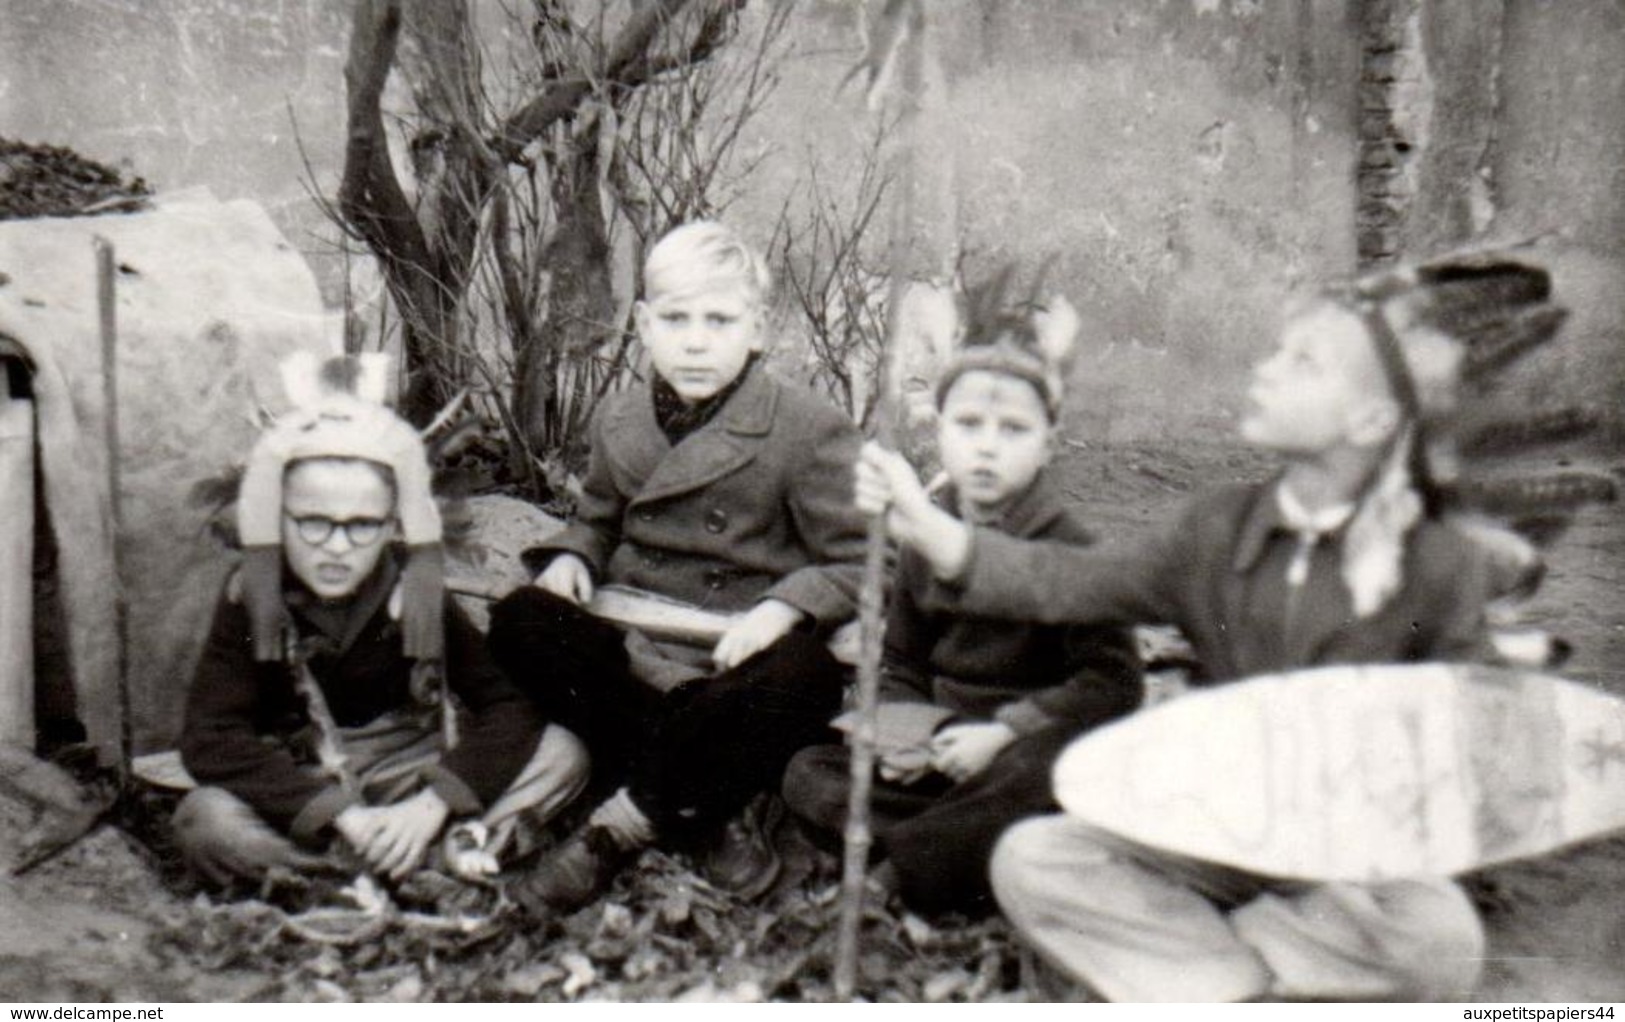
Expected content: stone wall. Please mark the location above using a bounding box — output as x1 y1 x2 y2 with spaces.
1355 0 1625 419
736 0 1361 442
5 0 1620 440
0 1 352 290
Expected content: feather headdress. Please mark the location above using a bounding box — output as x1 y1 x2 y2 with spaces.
236 352 445 664
934 263 1081 421
1329 249 1615 618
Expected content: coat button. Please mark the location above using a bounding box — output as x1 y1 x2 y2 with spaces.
637 508 656 523
704 508 728 534
705 568 728 590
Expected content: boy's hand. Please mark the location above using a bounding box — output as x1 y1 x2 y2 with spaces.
855 442 973 580
878 745 934 785
929 721 1016 783
714 598 804 670
535 553 595 605
334 788 450 880
442 820 500 880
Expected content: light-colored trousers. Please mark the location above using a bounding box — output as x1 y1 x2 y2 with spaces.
174 722 589 883
991 814 1485 1002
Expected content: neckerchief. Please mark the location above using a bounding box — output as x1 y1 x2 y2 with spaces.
651 355 760 445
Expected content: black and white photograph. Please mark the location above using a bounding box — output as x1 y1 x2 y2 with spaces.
0 0 1622 1006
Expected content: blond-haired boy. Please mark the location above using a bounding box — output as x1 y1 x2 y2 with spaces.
489 220 867 912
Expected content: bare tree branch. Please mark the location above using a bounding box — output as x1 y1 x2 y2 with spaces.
497 0 695 159
332 0 793 492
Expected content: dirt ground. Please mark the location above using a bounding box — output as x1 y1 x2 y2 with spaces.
1 439 1621 1004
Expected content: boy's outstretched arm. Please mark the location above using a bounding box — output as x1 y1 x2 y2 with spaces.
861 442 1194 630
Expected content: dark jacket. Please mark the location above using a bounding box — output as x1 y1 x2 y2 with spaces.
882 475 1142 734
179 556 545 844
524 364 868 688
934 479 1490 682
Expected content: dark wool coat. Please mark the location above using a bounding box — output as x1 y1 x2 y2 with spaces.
179 556 545 844
932 479 1490 683
882 475 1142 734
524 364 868 690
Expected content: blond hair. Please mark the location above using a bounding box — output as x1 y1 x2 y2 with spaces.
643 220 771 304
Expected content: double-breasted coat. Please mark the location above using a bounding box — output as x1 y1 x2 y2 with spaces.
524 364 869 690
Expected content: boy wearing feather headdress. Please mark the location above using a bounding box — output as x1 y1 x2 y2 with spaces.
781 283 1141 918
173 355 589 886
856 256 1582 1000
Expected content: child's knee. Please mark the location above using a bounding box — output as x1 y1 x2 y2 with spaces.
764 628 836 667
490 586 582 640
990 815 1051 908
993 815 1110 906
751 630 846 699
1233 878 1485 1000
1372 879 1486 998
517 724 593 806
172 786 313 885
780 744 848 830
545 723 593 796
172 786 255 847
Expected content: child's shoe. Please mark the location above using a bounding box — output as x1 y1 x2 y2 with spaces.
507 824 632 918
696 793 785 901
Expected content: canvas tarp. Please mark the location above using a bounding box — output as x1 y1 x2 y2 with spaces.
0 195 337 760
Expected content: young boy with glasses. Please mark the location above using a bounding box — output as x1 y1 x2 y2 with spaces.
173 355 589 886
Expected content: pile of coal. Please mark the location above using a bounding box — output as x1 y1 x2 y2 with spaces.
0 138 151 221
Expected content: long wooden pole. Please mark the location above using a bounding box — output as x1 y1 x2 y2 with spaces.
832 495 890 1000
0 359 34 748
95 237 132 781
834 0 950 999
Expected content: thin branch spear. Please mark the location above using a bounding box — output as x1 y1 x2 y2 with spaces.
95 237 133 783
834 0 956 999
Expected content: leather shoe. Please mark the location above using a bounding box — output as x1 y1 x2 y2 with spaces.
697 793 785 901
508 825 632 918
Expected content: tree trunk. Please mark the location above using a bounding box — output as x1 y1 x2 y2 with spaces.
514 134 614 455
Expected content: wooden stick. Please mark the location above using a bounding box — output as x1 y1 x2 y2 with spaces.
0 364 34 748
833 510 889 999
833 0 938 1000
94 237 133 782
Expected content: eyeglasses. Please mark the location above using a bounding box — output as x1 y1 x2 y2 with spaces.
284 514 390 548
